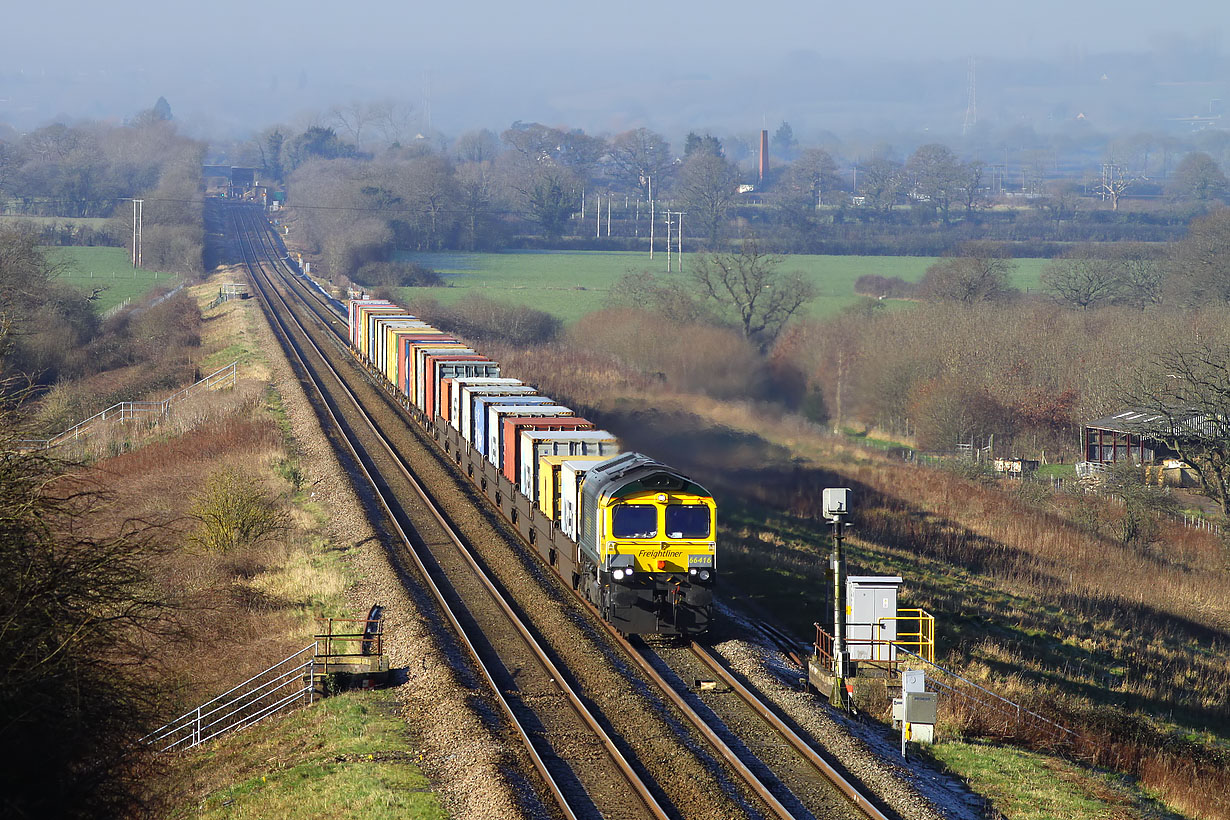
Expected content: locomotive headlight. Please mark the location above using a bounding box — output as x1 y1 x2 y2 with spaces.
698 569 711 581
689 568 697 576
613 568 627 581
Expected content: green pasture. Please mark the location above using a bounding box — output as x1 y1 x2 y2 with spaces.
394 250 1048 324
45 247 178 313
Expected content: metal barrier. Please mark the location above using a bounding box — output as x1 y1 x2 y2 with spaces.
811 626 1073 745
315 611 384 677
812 609 935 666
144 645 317 752
20 361 238 450
887 646 1075 745
207 283 249 309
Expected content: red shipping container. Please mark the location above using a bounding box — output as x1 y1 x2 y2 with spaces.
502 417 594 483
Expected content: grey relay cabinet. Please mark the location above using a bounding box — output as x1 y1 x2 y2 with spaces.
846 575 902 661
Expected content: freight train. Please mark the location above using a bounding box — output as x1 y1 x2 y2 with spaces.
348 298 716 637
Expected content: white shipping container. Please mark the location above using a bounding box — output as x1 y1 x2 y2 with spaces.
520 431 620 497
448 378 523 431
487 405 573 469
560 456 620 541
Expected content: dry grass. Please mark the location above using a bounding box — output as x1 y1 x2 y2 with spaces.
483 339 1230 820
54 276 357 713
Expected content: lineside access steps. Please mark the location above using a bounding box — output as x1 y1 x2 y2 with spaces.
19 360 238 450
144 607 387 752
315 606 389 691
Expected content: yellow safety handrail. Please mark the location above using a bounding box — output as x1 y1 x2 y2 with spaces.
873 609 935 664
814 608 936 666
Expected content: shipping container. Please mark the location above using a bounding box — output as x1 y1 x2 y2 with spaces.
400 340 463 405
537 453 609 522
460 386 536 442
536 455 571 521
359 306 411 361
486 405 573 469
521 431 621 499
384 326 440 390
501 417 593 485
375 318 429 380
392 331 453 395
467 395 551 454
560 456 620 541
413 344 472 409
446 378 523 429
425 355 499 420
347 300 393 348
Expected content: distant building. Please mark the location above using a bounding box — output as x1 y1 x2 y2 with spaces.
1079 407 1210 485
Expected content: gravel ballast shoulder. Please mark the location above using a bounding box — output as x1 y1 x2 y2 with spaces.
244 292 543 820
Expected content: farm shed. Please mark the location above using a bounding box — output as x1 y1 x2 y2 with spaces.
1081 407 1217 466
1082 409 1178 464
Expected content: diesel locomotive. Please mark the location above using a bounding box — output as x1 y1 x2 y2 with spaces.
348 298 716 637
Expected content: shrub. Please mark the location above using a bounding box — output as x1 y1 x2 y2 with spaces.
189 468 288 553
352 261 442 288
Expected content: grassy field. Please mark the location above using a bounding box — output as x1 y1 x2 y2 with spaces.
46 246 178 313
171 690 446 820
395 250 1049 323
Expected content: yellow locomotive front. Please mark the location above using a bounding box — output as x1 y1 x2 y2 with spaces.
578 453 716 636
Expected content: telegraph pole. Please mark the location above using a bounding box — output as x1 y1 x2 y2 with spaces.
648 176 654 259
665 211 672 272
131 199 144 268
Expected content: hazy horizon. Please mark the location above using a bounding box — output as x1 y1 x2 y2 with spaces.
2 1 1226 143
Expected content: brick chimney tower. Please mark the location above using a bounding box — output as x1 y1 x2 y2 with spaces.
759 129 769 183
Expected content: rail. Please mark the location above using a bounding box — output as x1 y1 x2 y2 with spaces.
144 645 317 752
19 361 238 449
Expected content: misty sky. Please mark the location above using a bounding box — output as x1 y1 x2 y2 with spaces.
2 0 1226 140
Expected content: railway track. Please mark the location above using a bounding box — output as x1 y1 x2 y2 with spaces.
231 203 903 820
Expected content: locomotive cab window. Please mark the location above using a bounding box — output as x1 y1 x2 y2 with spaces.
666 505 710 539
612 504 657 538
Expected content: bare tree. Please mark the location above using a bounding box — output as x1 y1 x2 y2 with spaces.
455 160 499 250
1097 160 1143 211
956 159 985 212
783 148 838 207
368 100 417 147
675 152 740 247
0 356 175 818
1165 208 1230 306
918 244 1017 304
1167 151 1229 202
906 143 962 223
330 101 374 146
690 237 816 352
856 156 905 212
454 129 501 164
1124 339 1230 514
608 127 672 197
1113 246 1165 310
1041 249 1121 310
